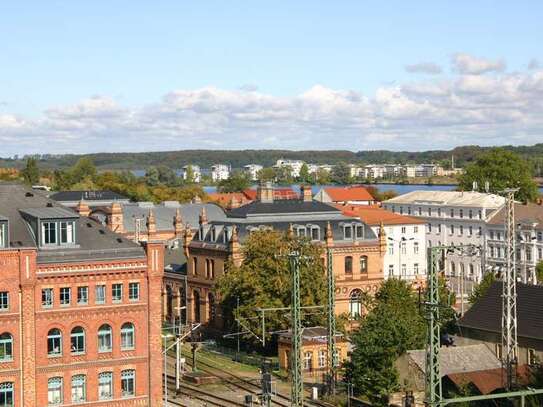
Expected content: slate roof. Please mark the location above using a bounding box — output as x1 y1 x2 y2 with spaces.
120 202 227 231
164 246 187 274
458 281 543 341
243 188 299 201
0 183 144 263
487 202 543 228
227 199 338 218
406 344 501 377
336 204 426 226
384 191 505 208
50 190 129 202
279 326 346 344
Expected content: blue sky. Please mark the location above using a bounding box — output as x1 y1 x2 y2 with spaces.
1 1 543 154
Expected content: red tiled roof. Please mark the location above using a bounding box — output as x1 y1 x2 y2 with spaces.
242 188 299 201
207 192 249 206
447 365 530 395
336 204 426 226
324 186 376 202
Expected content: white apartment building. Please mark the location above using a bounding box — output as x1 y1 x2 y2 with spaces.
343 205 427 280
243 164 263 181
486 202 543 284
383 191 506 285
181 165 201 183
362 165 386 179
211 164 231 182
348 164 364 179
274 159 305 178
384 164 403 178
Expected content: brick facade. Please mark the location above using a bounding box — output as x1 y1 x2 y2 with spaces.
0 245 164 406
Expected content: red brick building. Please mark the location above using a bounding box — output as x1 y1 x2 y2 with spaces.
0 184 163 406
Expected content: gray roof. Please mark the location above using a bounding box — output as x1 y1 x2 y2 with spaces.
487 202 543 228
227 200 338 218
120 202 226 232
384 191 505 208
458 281 543 341
406 344 501 377
164 246 187 274
0 183 144 263
50 190 129 202
20 206 78 219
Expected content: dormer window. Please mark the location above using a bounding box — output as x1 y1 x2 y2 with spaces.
344 225 353 240
310 226 320 241
355 225 364 239
296 227 306 238
210 227 216 242
41 220 75 246
0 219 8 248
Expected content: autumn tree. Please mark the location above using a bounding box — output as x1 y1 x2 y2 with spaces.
218 171 251 193
215 230 327 352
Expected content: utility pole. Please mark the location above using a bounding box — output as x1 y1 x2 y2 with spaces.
289 252 304 407
502 189 518 391
326 248 337 395
425 247 442 407
261 359 273 407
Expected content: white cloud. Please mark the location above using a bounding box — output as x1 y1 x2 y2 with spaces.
2 61 543 155
405 62 443 75
452 53 506 75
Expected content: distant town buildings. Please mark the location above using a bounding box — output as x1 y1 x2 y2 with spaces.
0 184 164 406
274 159 305 178
243 164 263 180
181 165 201 183
210 164 230 182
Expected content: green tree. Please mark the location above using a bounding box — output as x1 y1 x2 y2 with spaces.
156 165 178 186
298 163 310 183
537 261 543 284
458 148 539 202
274 166 294 185
215 231 327 352
315 168 331 185
257 167 276 183
330 162 352 184
184 165 195 184
345 279 426 406
144 166 160 186
71 157 97 184
468 272 496 305
217 171 251 193
21 157 40 185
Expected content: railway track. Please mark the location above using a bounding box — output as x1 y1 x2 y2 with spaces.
166 375 246 406
170 351 335 407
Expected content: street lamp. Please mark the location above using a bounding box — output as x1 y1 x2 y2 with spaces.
388 236 415 280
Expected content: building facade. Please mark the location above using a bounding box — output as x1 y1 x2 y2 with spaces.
243 164 263 181
210 164 230 182
181 165 201 183
0 184 164 407
313 186 377 206
338 205 427 281
183 183 387 329
485 202 543 284
383 191 505 284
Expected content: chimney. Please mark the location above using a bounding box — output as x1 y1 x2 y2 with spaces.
75 200 91 217
108 202 124 233
199 207 208 226
301 185 312 202
325 221 334 247
257 181 274 203
174 208 183 237
147 209 157 236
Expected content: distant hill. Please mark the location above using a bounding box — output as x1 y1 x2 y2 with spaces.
2 144 543 175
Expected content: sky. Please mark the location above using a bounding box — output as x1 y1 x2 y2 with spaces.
1 1 543 156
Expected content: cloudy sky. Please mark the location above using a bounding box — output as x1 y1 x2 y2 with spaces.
1 1 543 156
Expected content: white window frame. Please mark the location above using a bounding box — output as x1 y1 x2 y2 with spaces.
48 377 63 405
0 382 14 407
60 287 71 306
77 286 88 305
0 292 8 311
42 288 53 308
128 283 140 301
95 285 106 304
112 284 123 303
98 372 113 400
121 370 135 398
70 327 85 355
47 329 62 357
121 323 135 350
71 374 86 403
0 333 13 362
98 325 112 353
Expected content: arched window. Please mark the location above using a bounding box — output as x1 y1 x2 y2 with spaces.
0 382 14 406
166 286 173 321
469 264 475 278
344 256 353 274
70 327 85 354
47 328 62 356
0 333 13 362
98 372 113 400
193 290 201 323
71 374 86 403
48 377 63 405
450 262 456 277
359 256 368 273
121 323 135 350
460 263 465 277
349 289 362 318
98 324 112 352
208 293 215 322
